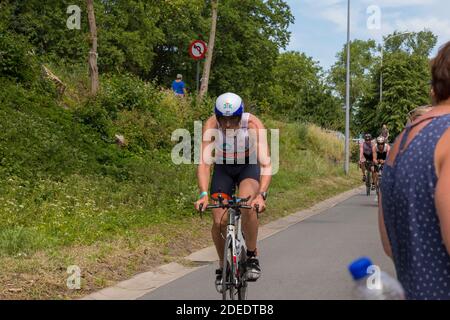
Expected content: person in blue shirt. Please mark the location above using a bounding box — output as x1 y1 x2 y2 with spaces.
172 74 187 97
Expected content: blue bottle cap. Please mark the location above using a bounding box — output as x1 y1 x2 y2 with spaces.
348 257 373 280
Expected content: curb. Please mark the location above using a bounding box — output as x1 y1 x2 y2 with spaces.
82 185 364 300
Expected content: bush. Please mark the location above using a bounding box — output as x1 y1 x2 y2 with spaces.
350 141 360 163
0 31 39 84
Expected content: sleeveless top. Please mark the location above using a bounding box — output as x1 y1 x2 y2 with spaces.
381 114 450 300
362 141 373 161
214 113 256 164
376 144 388 161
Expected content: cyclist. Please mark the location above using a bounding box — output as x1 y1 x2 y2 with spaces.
194 92 272 293
373 136 391 189
359 133 376 189
380 124 390 144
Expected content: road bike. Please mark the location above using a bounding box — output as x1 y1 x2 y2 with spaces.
200 194 259 300
364 161 374 196
375 162 384 198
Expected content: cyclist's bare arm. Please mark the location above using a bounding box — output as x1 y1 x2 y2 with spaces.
248 115 272 193
195 116 216 210
359 143 364 163
435 128 450 254
372 145 378 163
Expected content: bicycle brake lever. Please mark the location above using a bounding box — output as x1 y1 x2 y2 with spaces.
199 204 204 219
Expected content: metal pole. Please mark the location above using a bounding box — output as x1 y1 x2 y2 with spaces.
344 0 351 175
380 46 383 105
196 60 200 92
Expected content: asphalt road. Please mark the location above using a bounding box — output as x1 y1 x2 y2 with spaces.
140 192 396 300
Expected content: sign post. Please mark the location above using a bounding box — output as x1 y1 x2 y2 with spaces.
189 40 207 93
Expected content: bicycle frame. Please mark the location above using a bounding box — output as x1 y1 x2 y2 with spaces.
201 194 256 300
226 207 247 282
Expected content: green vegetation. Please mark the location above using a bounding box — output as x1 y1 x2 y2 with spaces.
2 0 437 299
330 31 437 138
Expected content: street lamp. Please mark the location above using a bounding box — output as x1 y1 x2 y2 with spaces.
344 0 351 175
379 31 415 104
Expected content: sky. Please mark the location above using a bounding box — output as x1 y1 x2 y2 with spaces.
284 0 450 71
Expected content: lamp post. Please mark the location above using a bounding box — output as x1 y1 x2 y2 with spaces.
344 0 351 175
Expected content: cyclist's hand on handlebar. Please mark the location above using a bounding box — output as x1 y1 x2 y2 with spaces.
251 195 266 214
195 196 209 212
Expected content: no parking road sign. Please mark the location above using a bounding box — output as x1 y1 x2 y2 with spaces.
189 40 207 60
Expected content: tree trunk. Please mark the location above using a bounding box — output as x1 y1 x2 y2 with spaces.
198 0 218 101
87 0 99 96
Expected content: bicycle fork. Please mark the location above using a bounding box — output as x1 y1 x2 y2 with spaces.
227 209 246 286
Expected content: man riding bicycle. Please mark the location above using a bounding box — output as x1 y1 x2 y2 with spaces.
194 92 272 293
373 136 390 189
359 133 376 189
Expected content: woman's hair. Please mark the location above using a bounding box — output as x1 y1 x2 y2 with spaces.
407 105 433 123
431 41 450 104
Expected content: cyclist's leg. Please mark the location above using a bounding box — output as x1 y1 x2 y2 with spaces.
236 164 262 280
236 164 260 253
238 178 259 252
373 164 379 187
360 160 366 181
371 162 377 188
210 164 234 266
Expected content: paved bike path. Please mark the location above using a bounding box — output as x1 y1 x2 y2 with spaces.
139 192 396 300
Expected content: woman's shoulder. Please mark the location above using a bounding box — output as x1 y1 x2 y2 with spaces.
247 113 264 129
204 115 217 128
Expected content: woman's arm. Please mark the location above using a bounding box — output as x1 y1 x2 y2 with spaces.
378 193 393 259
249 115 272 188
435 128 450 255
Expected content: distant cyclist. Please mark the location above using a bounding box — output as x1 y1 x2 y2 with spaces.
359 133 375 189
380 124 390 144
194 92 272 293
373 136 391 188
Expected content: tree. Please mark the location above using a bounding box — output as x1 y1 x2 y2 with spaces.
329 39 378 108
199 0 218 100
207 0 294 102
87 0 99 95
267 52 343 130
149 0 208 87
356 31 436 138
375 52 430 138
384 30 437 57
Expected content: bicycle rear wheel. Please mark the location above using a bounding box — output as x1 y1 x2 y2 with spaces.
222 236 235 300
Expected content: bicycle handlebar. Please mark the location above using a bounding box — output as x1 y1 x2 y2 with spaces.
198 195 260 219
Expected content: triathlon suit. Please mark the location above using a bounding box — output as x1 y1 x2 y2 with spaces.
375 144 390 172
376 144 389 161
210 113 259 198
361 141 374 162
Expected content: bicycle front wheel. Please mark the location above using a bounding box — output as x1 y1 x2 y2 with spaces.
222 236 235 300
237 248 248 300
366 170 371 196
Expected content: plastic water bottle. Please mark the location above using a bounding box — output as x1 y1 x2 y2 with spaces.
348 257 405 300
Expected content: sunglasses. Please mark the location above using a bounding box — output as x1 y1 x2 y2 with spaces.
217 115 241 124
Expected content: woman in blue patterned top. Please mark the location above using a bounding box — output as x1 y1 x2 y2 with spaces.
379 41 450 300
